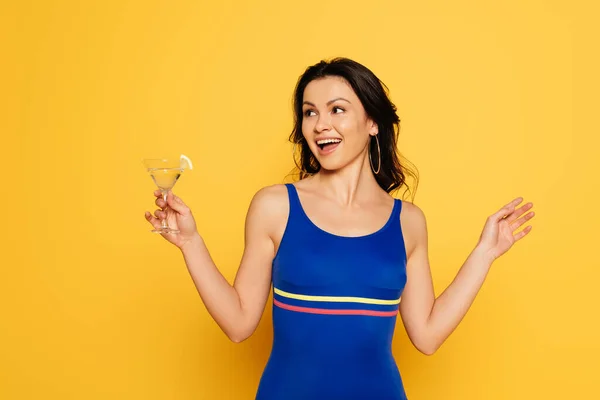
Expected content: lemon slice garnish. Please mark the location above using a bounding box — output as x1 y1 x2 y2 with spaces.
180 154 193 170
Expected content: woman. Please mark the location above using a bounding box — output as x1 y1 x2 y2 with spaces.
144 58 535 399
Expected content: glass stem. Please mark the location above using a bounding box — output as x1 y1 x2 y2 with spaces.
161 190 169 230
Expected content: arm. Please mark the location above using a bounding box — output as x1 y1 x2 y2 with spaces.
148 185 287 343
399 197 534 355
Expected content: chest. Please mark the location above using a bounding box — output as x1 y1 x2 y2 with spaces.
298 197 395 237
273 236 407 292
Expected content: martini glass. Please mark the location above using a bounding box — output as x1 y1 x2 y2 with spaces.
143 156 191 234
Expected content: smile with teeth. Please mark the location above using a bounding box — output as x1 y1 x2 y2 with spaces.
316 138 342 150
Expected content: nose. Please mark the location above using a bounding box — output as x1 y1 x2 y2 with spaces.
314 114 332 133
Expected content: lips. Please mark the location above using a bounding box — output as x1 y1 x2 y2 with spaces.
315 137 342 155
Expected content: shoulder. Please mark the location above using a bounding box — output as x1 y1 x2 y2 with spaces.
244 184 290 241
246 184 289 223
399 200 426 225
399 200 428 258
250 184 289 209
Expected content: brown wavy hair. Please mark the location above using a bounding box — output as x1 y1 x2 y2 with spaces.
289 57 419 200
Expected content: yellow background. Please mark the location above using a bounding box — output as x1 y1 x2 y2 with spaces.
2 1 598 399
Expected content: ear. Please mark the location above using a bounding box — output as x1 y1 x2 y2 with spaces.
367 119 379 136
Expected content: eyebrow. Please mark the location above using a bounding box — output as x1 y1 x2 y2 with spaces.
302 97 351 107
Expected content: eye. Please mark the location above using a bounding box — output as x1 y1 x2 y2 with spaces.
304 109 316 117
332 106 345 114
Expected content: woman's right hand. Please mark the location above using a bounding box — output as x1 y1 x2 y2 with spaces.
145 190 200 249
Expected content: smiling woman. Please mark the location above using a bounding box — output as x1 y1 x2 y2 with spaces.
145 57 536 400
290 59 417 195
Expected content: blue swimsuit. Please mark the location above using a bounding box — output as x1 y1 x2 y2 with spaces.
256 183 409 400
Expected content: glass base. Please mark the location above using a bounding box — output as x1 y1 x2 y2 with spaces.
152 227 180 234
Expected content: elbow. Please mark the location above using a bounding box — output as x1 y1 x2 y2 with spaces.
227 331 250 343
224 314 257 343
226 326 254 344
412 336 441 356
417 343 438 356
229 336 246 344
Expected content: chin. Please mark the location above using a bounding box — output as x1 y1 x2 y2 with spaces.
316 159 346 173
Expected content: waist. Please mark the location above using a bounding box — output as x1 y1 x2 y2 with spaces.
258 350 405 400
272 308 398 353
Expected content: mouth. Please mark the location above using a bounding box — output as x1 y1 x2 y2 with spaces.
316 138 342 154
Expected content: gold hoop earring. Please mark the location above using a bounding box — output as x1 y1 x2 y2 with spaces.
369 135 381 174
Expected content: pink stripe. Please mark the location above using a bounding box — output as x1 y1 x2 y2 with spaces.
273 299 398 317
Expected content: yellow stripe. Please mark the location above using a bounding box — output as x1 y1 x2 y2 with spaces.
274 288 401 305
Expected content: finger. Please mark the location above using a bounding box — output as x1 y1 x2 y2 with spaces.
510 211 535 230
514 225 533 241
492 204 516 221
506 203 534 224
166 191 190 214
154 209 166 219
155 197 167 208
492 197 524 220
507 197 524 207
145 211 162 230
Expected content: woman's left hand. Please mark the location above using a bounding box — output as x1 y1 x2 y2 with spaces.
477 197 535 262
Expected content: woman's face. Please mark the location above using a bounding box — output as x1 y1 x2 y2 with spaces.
301 76 378 172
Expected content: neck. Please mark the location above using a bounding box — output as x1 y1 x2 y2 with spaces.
313 150 382 206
